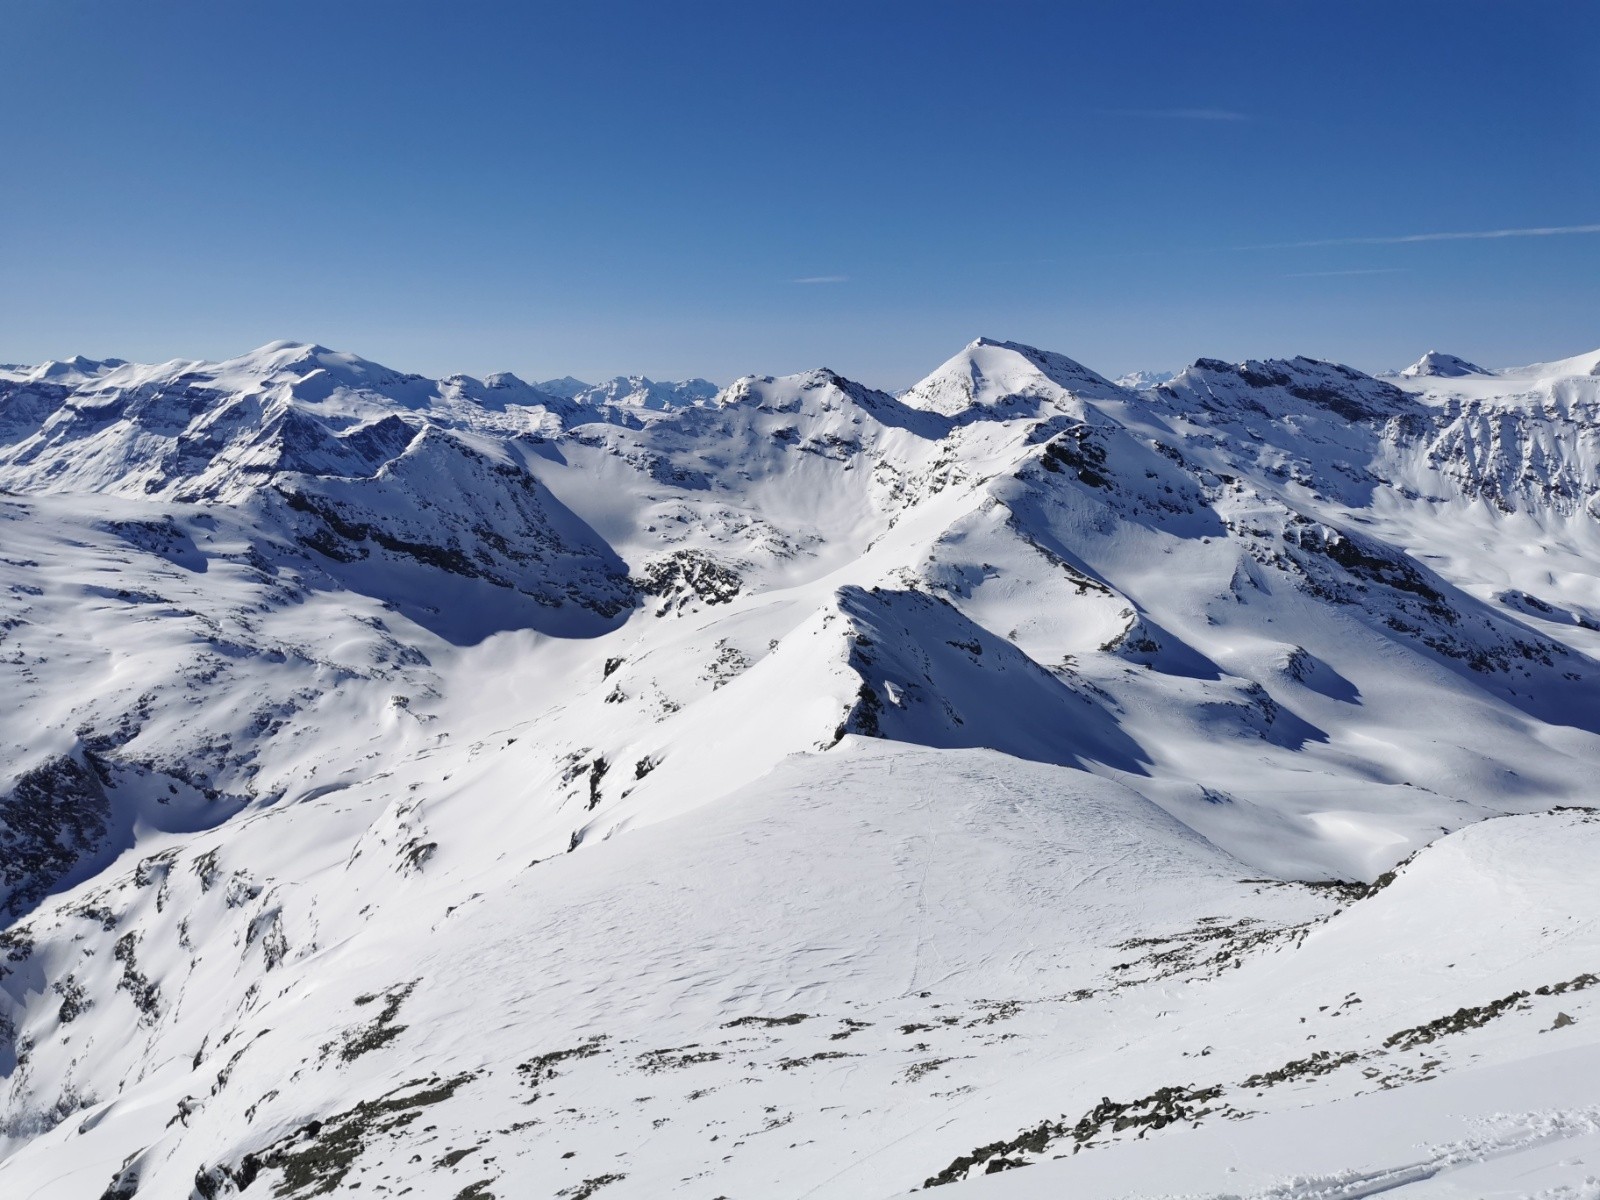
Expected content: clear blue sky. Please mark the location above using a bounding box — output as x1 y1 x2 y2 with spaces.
3 1 1595 388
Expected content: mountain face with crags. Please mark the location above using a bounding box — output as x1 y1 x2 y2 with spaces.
2 337 1600 1200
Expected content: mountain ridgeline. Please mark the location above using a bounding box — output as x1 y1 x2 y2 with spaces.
2 336 1600 1198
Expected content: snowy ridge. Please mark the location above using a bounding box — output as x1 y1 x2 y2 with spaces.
537 373 719 412
1 337 1599 1198
1114 369 1176 391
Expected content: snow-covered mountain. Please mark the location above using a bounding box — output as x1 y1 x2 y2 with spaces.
536 373 719 411
1113 368 1175 390
1400 350 1490 378
2 336 1599 1199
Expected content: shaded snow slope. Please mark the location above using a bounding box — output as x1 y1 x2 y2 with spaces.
3 336 1600 1198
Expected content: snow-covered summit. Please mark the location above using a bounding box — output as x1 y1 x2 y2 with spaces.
1113 368 1175 391
900 337 1121 419
1400 350 1489 378
0 354 129 386
538 373 719 411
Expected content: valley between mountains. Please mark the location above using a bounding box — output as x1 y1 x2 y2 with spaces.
2 337 1599 1199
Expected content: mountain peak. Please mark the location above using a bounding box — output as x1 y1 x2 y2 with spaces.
1401 350 1489 378
902 338 1117 417
482 371 530 390
535 375 594 399
254 338 333 357
218 341 373 383
20 355 127 384
546 374 720 411
971 337 1115 388
1115 369 1176 391
1168 354 1413 422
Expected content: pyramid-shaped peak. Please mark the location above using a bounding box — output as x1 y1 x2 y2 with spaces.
901 337 1118 417
1401 351 1489 378
535 375 594 398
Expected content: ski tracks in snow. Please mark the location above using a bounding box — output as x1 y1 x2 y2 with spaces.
1215 1108 1600 1200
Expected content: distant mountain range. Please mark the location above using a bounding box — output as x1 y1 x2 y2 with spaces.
536 373 719 411
2 335 1599 1199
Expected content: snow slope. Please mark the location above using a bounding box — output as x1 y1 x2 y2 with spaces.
1 337 1598 1199
913 807 1600 1198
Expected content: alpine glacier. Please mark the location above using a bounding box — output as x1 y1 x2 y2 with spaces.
1 336 1598 1199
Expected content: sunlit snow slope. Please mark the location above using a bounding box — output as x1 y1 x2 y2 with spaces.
1 337 1598 1199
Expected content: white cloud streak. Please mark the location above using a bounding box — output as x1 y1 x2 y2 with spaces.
1243 223 1600 250
792 275 849 285
1108 107 1250 122
1284 267 1411 278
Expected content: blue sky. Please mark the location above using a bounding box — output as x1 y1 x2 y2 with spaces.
3 1 1595 388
